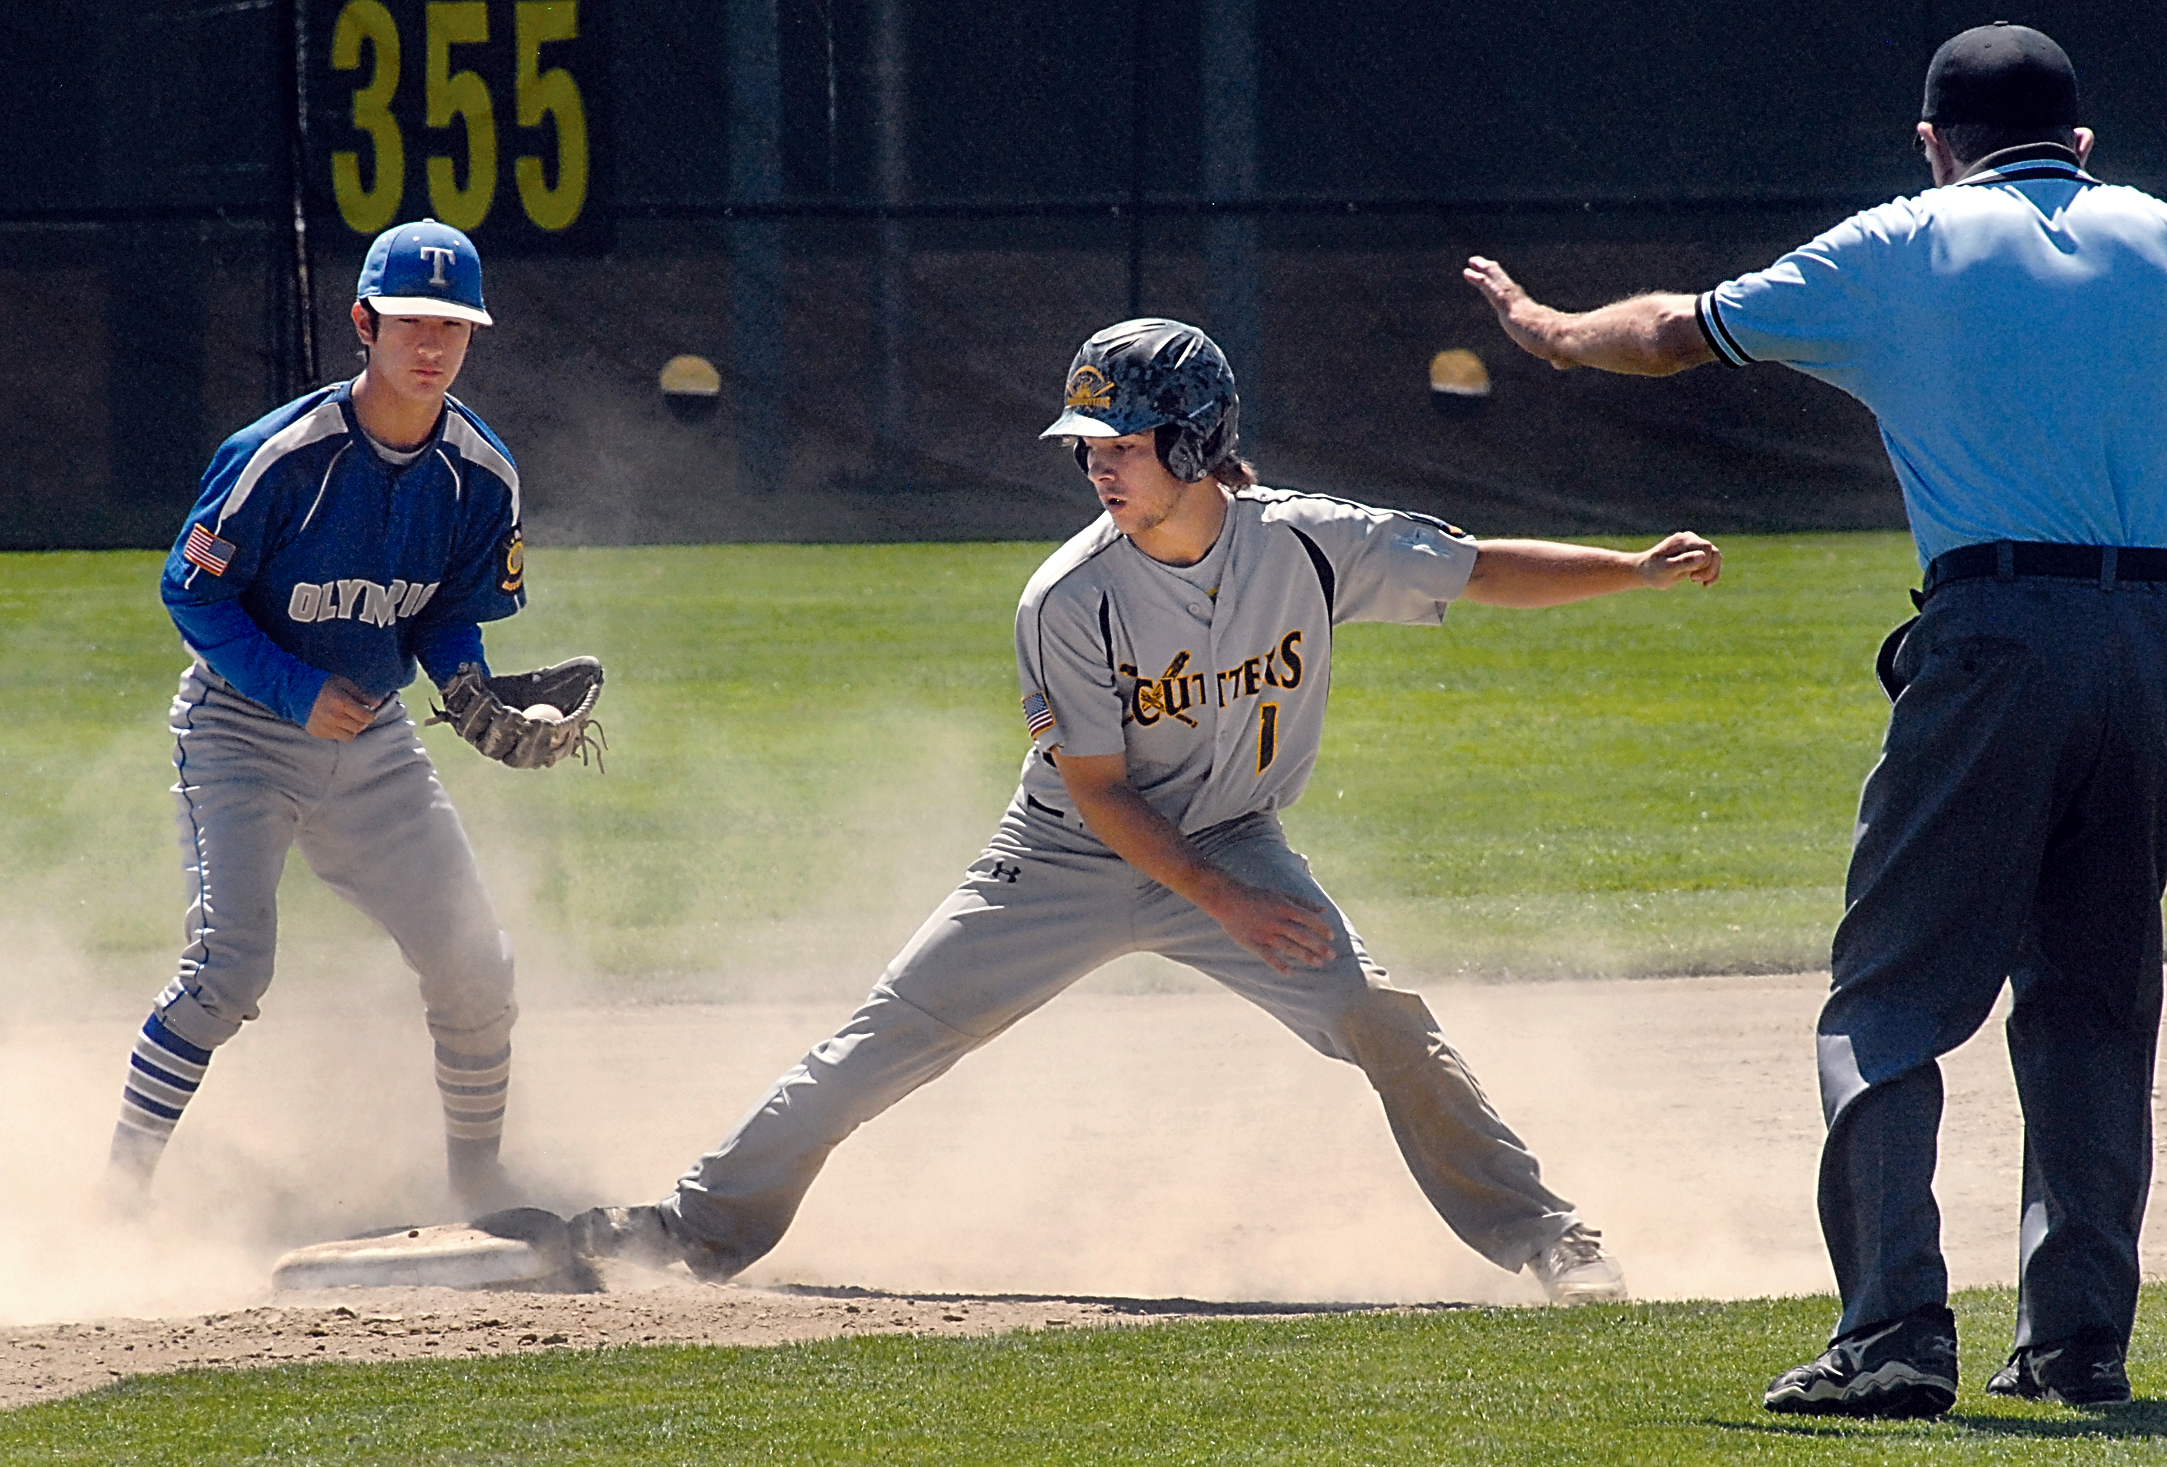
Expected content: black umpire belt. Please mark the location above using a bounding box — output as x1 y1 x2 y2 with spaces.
1923 541 2167 598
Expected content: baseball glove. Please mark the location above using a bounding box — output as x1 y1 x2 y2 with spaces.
428 657 607 770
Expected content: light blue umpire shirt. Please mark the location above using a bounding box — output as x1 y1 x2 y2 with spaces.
1696 146 2167 568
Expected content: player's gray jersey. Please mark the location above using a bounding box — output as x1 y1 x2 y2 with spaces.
1014 487 1476 834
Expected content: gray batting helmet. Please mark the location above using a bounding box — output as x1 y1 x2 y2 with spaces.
1039 318 1241 482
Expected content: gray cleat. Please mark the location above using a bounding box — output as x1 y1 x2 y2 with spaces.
1529 1224 1628 1306
568 1204 737 1282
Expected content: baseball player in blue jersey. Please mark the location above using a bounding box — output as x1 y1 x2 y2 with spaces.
568 318 1720 1303
105 220 530 1216
1467 23 2165 1415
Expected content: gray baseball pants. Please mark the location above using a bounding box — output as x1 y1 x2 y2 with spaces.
153 662 517 1059
1821 576 2167 1347
662 804 1579 1278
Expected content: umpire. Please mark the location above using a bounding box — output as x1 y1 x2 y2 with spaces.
1466 23 2165 1416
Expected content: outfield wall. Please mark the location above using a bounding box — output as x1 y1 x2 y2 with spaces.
7 1 2162 549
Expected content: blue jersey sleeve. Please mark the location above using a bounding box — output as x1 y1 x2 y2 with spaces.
417 406 527 632
413 621 489 686
165 596 330 724
162 432 331 725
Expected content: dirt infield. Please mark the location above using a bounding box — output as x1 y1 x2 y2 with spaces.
0 1273 1465 1408
0 970 2150 1405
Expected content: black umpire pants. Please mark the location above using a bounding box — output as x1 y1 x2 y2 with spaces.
1821 573 2167 1348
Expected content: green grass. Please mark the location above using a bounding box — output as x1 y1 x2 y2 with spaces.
8 1287 2167 1463
0 534 1919 995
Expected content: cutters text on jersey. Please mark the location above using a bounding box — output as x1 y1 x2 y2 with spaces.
1121 630 1304 734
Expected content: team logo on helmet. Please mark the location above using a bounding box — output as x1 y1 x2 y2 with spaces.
1064 366 1116 412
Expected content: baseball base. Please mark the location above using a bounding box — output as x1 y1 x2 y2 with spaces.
271 1207 573 1291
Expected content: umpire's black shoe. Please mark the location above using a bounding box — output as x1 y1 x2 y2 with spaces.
567 1204 738 1282
1986 1328 2132 1407
1763 1305 1959 1418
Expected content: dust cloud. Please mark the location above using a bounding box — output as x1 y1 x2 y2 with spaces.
0 935 2107 1331
0 709 2110 1329
0 989 450 1327
448 716 1021 1008
499 970 2135 1310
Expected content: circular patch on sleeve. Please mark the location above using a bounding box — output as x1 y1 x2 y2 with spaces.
499 529 526 593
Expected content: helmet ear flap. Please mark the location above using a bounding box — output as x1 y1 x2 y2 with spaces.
1191 417 1231 478
1153 423 1184 476
1206 395 1240 471
1160 401 1233 482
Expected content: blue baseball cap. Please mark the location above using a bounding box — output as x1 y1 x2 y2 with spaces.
356 218 492 326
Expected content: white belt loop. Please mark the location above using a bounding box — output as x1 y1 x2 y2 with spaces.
2100 545 2119 592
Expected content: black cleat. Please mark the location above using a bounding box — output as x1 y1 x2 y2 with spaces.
1986 1329 2132 1407
567 1204 739 1282
1764 1305 1958 1418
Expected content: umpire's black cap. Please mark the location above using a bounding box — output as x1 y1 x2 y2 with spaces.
1922 22 2079 127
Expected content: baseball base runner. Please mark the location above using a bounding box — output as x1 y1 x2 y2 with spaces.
565 318 1719 1303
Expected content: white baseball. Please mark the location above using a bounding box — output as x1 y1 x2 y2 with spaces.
521 703 565 723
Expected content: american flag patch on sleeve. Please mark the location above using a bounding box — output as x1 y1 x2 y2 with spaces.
182 524 237 576
1021 690 1056 739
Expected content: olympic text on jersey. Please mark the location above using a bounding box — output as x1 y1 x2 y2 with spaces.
285 577 440 627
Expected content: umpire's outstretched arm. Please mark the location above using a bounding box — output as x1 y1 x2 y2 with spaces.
1462 256 1711 375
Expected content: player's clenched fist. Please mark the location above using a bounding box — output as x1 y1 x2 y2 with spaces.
304 675 384 740
1635 532 1722 590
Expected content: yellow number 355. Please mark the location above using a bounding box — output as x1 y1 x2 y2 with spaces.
330 0 589 236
